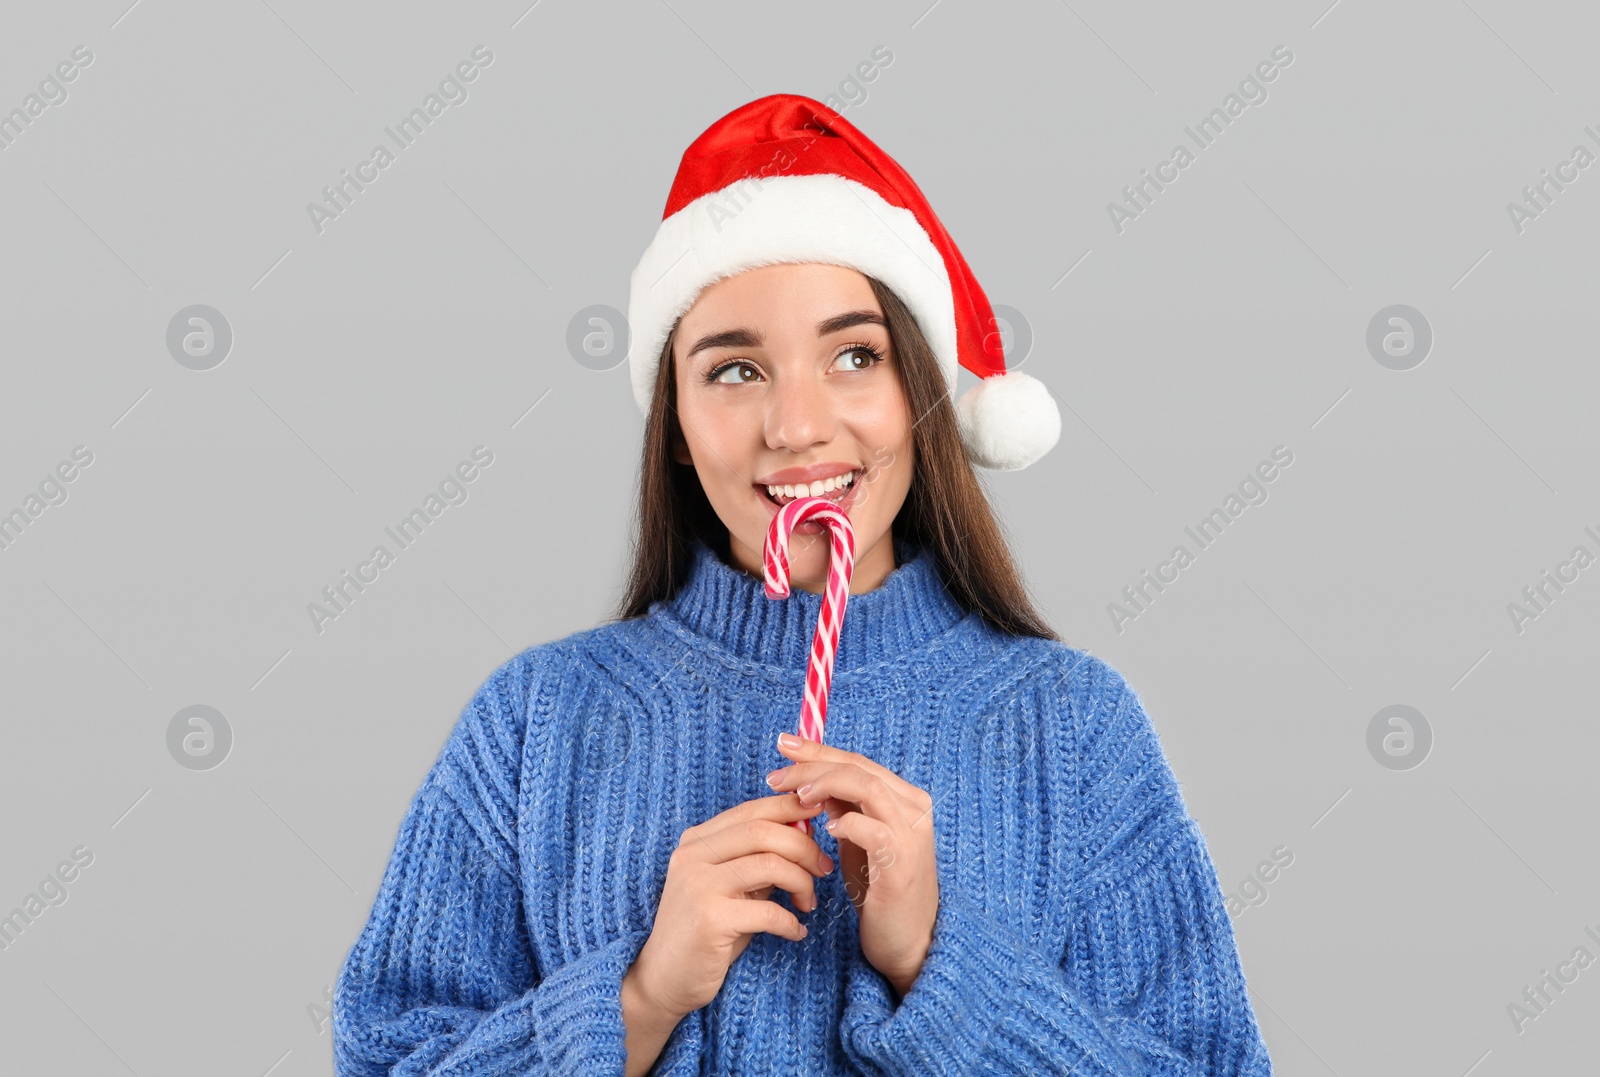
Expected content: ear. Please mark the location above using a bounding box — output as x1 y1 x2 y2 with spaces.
671 433 694 467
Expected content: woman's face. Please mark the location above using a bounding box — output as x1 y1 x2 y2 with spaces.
671 263 915 593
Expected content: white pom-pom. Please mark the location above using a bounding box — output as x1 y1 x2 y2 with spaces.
956 371 1062 471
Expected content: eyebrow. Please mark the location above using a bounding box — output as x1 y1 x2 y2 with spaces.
685 309 887 361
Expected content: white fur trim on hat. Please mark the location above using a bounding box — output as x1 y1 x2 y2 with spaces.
957 370 1062 472
627 173 957 414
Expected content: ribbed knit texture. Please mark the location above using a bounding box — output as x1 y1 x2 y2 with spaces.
333 534 1274 1075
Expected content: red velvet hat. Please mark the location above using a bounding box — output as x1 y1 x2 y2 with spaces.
626 94 1061 471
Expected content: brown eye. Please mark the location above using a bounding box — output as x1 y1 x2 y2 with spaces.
832 344 885 372
706 361 760 385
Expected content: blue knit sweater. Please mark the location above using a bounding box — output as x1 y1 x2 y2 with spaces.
333 535 1274 1075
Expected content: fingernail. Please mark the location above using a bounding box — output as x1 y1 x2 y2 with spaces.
797 782 813 798
765 770 781 789
778 733 801 749
825 818 837 832
817 852 832 872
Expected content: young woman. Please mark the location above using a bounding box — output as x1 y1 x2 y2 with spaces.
333 95 1274 1076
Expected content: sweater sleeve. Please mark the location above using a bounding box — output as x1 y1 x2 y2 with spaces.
332 652 669 1075
837 655 1274 1076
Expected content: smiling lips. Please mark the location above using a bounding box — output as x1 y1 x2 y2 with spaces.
759 469 859 507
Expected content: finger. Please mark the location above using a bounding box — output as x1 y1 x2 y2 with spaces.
715 791 829 830
793 767 908 829
685 812 835 876
716 895 808 942
716 851 820 913
820 796 862 842
823 810 895 866
822 797 872 904
815 795 864 847
684 793 823 847
776 735 929 805
770 762 922 819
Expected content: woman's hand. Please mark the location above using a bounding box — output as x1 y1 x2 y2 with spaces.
766 733 939 1001
629 792 836 1021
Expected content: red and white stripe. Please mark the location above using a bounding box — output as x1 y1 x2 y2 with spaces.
762 496 857 835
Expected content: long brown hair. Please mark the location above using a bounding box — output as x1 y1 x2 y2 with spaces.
611 273 1060 643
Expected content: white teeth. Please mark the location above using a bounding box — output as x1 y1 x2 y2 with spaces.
765 470 856 503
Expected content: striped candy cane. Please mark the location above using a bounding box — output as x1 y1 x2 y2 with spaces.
763 496 857 835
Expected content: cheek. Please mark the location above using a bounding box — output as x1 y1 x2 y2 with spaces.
866 413 914 480
677 401 758 498
675 393 721 457
702 412 753 465
853 383 911 446
851 415 914 513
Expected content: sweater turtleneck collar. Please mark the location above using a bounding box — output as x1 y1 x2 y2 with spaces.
657 532 970 675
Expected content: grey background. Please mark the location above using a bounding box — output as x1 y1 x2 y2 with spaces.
1 0 1595 1073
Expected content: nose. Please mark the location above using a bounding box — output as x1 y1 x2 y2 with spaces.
763 367 836 452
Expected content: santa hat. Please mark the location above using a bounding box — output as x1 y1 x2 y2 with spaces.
626 93 1061 472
